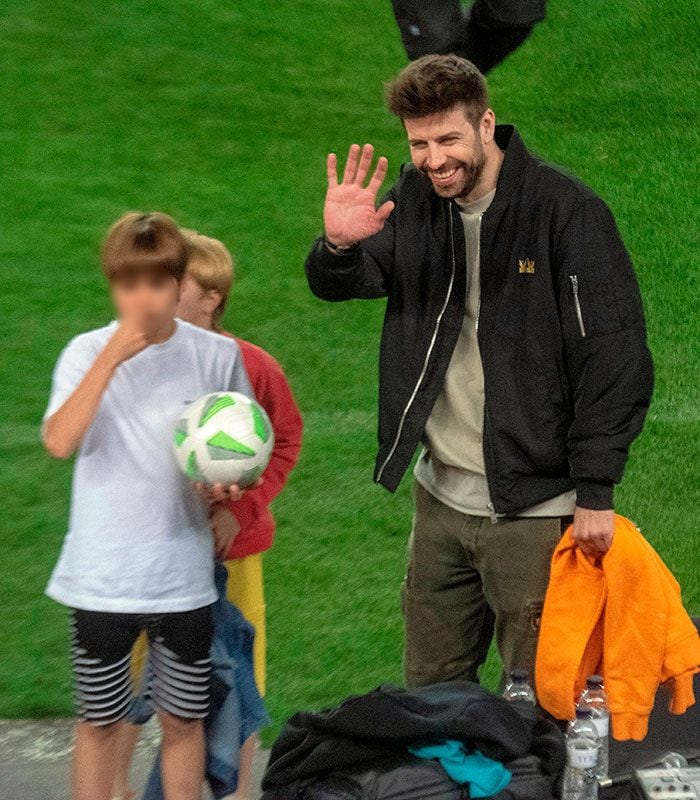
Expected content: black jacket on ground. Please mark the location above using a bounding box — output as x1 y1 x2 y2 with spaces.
301 754 559 800
260 681 565 800
305 125 654 513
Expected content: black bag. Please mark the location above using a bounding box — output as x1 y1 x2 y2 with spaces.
261 682 565 800
300 753 558 800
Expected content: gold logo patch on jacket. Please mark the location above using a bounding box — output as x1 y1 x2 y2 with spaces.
518 258 535 274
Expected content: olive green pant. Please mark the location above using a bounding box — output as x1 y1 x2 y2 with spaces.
401 479 572 692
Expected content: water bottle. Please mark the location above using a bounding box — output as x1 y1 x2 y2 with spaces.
562 706 600 800
578 675 609 779
502 668 536 703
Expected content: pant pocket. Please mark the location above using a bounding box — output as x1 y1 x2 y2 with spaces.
527 598 545 633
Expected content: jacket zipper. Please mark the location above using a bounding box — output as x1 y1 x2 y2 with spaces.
475 212 484 332
477 212 498 524
487 501 498 524
375 204 458 483
569 274 586 337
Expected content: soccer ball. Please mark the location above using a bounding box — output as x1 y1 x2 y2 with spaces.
173 391 274 487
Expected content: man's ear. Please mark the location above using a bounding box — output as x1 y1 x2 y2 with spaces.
480 109 496 144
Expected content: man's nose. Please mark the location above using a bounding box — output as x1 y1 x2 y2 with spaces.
426 146 446 172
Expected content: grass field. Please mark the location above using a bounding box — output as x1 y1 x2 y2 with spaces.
1 0 698 743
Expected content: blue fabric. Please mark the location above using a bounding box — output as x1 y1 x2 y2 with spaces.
140 562 270 800
408 740 511 798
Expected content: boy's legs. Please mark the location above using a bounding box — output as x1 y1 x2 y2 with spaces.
69 609 142 800
157 711 206 800
224 554 266 800
112 630 149 799
73 720 127 800
111 722 140 799
147 604 213 800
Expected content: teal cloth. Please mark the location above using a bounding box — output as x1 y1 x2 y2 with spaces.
408 740 511 798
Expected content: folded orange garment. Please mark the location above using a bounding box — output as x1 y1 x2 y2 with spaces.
535 514 700 741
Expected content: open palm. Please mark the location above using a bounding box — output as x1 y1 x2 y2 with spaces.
324 143 395 248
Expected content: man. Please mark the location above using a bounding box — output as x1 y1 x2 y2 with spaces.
304 55 654 691
391 0 547 74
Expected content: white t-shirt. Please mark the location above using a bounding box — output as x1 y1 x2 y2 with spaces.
43 318 253 613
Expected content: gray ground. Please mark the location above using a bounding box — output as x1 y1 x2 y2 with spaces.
0 718 270 799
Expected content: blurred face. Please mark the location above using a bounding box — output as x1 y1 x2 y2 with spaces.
176 273 221 330
405 104 493 199
110 271 179 332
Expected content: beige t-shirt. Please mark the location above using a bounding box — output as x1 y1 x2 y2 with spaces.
415 188 576 518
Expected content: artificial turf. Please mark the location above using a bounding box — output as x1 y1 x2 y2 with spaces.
0 0 697 743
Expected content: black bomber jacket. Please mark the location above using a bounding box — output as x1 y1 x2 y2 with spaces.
304 125 654 514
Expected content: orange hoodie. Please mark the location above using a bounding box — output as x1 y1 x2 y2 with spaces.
535 514 700 741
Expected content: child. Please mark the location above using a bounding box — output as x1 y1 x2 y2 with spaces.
178 226 303 704
42 212 252 800
114 229 303 800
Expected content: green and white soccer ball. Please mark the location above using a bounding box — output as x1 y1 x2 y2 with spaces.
173 391 274 487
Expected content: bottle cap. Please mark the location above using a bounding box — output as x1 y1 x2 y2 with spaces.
661 752 688 770
510 668 529 682
587 675 604 689
576 705 593 719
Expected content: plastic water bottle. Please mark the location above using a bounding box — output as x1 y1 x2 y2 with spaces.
578 675 609 779
502 668 536 703
562 706 600 800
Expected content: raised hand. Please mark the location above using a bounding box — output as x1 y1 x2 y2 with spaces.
324 143 395 248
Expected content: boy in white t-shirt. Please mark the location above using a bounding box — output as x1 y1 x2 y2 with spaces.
42 211 252 800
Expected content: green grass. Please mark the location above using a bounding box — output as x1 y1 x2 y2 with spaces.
0 0 697 743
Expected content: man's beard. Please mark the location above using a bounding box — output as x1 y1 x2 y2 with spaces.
422 149 487 200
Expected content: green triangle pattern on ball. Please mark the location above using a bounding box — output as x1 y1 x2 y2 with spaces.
173 420 188 448
251 404 270 442
199 394 236 427
207 430 255 456
185 450 205 481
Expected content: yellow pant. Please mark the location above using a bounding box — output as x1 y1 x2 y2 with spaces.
224 553 266 697
130 553 266 698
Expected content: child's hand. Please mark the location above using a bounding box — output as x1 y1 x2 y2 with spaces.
192 478 264 506
209 504 240 559
104 319 151 367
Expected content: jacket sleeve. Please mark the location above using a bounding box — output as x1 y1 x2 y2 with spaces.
304 184 398 301
228 351 303 515
555 196 654 509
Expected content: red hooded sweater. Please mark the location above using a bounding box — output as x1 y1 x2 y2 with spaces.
222 334 303 559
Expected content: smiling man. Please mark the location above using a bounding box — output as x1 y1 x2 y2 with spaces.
304 55 654 692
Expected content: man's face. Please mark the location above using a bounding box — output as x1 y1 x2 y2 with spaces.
111 271 179 332
404 104 488 199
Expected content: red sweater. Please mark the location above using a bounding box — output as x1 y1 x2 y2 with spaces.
222 333 303 559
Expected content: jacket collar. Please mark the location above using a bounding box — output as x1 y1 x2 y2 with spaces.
448 124 532 217
493 124 531 194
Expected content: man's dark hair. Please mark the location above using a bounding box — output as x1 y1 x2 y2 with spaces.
385 54 489 125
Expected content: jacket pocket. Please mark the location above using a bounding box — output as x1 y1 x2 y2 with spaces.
569 274 586 337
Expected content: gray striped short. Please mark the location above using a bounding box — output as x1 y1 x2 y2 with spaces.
69 605 213 726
